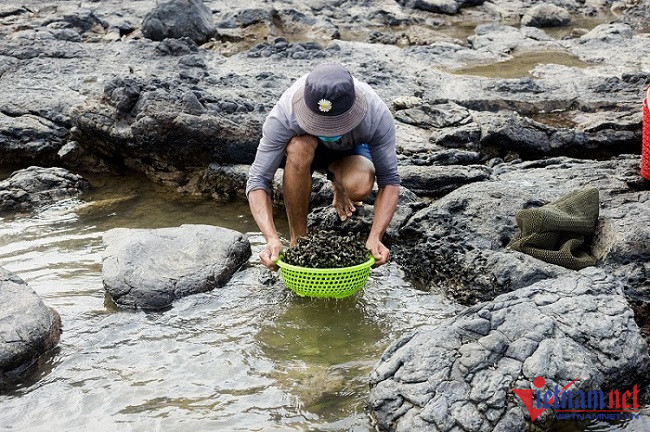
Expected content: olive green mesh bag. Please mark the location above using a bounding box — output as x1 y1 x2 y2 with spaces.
507 188 599 270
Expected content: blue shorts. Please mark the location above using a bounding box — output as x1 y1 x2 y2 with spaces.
311 143 372 173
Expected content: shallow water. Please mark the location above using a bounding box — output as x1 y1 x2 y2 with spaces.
0 171 458 431
452 50 590 79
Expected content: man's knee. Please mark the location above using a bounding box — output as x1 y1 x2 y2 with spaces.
285 135 317 171
340 169 374 200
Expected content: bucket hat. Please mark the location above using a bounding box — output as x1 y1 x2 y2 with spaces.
292 62 368 137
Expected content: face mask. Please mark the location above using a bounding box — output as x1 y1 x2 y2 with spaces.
318 135 343 142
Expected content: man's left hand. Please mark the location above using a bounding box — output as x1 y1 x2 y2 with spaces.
366 237 390 266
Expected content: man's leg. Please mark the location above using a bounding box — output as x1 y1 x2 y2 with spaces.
328 155 375 221
284 135 318 245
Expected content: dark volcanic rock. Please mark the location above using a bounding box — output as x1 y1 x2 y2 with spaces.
369 268 649 431
102 224 251 310
0 267 62 385
393 156 650 305
0 166 89 214
141 0 216 44
0 107 69 166
72 76 264 185
398 164 491 196
398 0 486 15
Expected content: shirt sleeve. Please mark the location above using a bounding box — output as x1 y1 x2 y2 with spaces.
246 98 296 198
369 104 401 188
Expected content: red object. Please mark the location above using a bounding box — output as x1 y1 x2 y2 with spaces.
643 88 650 180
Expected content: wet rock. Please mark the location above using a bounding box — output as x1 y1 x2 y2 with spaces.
102 224 251 310
398 164 491 196
0 166 89 214
57 141 111 173
521 4 571 28
369 268 649 431
0 267 62 385
394 156 650 305
0 107 69 166
141 0 216 44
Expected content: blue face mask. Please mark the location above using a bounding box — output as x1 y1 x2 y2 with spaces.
318 135 343 142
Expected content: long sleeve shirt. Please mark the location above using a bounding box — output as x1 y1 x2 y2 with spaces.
246 74 400 197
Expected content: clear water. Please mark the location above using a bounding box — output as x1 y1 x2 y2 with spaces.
0 171 457 431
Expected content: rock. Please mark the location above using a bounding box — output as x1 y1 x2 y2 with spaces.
474 108 640 158
402 0 461 15
398 164 491 196
0 109 69 166
579 23 634 42
57 141 111 173
155 37 199 56
141 0 216 45
180 163 250 202
393 156 650 305
369 268 649 431
521 4 571 28
404 149 483 166
72 77 264 186
102 224 251 310
0 267 62 385
394 102 473 130
0 166 89 214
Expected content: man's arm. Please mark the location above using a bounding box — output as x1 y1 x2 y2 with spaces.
248 189 283 269
366 184 399 266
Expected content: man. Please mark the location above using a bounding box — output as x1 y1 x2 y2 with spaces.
246 62 400 269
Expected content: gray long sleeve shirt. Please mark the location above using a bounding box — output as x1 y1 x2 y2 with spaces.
246 74 400 197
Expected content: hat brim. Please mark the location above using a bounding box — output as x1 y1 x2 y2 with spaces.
292 84 368 137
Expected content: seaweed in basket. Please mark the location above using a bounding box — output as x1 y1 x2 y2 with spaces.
283 231 370 268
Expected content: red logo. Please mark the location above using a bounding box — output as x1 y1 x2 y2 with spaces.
513 376 640 422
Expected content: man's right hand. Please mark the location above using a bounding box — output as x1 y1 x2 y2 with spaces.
259 238 283 270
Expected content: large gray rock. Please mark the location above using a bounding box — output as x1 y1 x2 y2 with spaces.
369 268 649 431
398 164 492 197
521 4 571 28
72 75 265 185
141 0 216 44
0 268 62 385
102 224 251 310
0 166 89 214
394 156 650 305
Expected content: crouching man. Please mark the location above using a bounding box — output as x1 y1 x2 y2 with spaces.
246 62 400 269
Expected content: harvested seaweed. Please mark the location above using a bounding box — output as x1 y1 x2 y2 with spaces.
283 231 369 268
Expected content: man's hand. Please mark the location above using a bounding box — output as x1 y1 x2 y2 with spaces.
366 237 390 267
260 237 283 270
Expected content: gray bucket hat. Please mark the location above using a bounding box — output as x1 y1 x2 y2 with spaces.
292 62 368 137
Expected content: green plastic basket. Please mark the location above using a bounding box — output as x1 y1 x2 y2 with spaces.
276 256 375 299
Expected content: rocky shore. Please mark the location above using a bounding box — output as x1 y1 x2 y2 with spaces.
1 0 649 429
